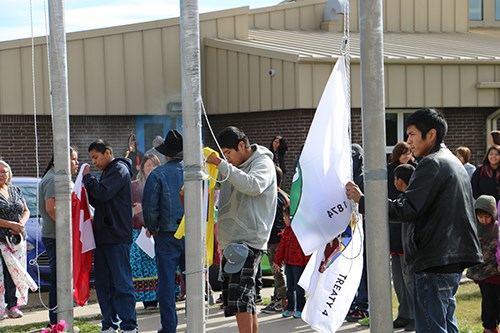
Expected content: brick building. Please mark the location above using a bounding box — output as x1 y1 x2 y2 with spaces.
0 0 499 190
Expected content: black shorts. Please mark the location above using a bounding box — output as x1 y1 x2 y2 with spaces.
221 246 263 317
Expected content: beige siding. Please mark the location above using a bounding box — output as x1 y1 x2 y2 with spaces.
387 65 407 107
249 0 325 31
283 62 296 109
102 35 126 116
350 64 361 109
162 25 182 104
386 0 401 32
0 49 23 115
143 29 165 115
67 40 87 115
406 65 425 107
249 55 261 111
401 0 415 32
84 38 107 115
204 47 218 114
227 50 239 113
297 64 313 108
260 57 272 111
459 65 478 106
424 66 442 107
271 59 284 110
442 65 460 107
237 53 250 113
477 65 496 106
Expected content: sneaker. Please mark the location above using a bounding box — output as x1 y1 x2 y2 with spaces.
282 310 294 317
346 308 368 322
100 328 118 333
215 294 223 304
7 306 23 319
393 316 411 328
293 311 302 319
261 301 277 314
358 316 370 326
404 320 416 332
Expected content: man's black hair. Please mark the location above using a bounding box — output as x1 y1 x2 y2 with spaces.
404 108 448 145
217 126 250 151
394 163 415 186
88 139 113 155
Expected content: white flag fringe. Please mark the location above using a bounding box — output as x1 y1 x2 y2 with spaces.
299 212 363 333
290 56 352 255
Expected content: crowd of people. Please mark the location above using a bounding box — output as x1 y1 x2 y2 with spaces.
2 108 500 333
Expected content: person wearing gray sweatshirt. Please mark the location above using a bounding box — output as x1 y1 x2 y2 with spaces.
206 126 277 333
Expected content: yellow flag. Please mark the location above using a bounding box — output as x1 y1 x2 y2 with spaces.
174 147 219 266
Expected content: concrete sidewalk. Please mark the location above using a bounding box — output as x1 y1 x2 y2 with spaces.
0 286 385 333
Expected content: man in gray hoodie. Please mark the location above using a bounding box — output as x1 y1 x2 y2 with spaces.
206 126 277 333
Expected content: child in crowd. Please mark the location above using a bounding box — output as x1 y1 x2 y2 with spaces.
273 205 309 319
392 163 416 332
466 195 500 333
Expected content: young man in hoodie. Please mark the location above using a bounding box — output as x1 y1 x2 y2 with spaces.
83 139 137 333
206 126 277 333
142 129 185 333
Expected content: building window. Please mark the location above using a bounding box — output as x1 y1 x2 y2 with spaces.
385 110 412 154
470 0 483 20
496 0 500 20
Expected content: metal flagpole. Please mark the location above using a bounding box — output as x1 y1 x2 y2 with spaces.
179 0 206 332
47 0 74 331
358 0 393 332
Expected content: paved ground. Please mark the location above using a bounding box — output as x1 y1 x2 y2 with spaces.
0 286 389 333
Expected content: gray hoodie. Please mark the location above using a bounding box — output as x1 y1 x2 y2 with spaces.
216 144 277 250
466 195 500 281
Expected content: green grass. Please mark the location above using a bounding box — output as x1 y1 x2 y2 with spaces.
0 318 101 333
391 280 483 333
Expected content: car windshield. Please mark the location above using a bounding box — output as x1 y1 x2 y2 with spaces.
15 183 39 218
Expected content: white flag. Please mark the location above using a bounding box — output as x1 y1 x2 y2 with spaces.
299 212 364 333
290 56 352 254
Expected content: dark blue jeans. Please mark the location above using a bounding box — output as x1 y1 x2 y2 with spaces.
42 237 57 324
2 255 17 309
155 233 185 333
94 244 137 331
285 264 306 312
414 272 461 333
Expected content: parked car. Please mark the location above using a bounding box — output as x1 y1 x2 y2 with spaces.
11 177 51 287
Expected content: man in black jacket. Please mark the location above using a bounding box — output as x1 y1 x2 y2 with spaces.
346 108 482 332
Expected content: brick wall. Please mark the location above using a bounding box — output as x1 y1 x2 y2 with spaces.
0 115 135 177
0 108 495 186
203 107 496 191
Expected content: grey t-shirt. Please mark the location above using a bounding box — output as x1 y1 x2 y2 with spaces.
39 169 56 238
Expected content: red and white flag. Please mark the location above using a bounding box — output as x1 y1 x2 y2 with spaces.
71 163 95 306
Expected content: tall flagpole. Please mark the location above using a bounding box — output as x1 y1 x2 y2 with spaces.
179 0 206 332
48 0 74 331
359 0 393 332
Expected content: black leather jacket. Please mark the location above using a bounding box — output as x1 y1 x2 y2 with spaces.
361 144 482 273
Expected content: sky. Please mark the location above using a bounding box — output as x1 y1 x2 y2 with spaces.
0 0 280 42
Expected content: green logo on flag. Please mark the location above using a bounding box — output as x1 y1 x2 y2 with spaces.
290 162 302 217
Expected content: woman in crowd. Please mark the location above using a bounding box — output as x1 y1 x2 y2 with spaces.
0 160 34 319
269 136 288 175
39 147 79 324
488 130 500 146
455 146 476 179
130 154 161 309
125 133 144 180
471 145 500 202
387 142 416 331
